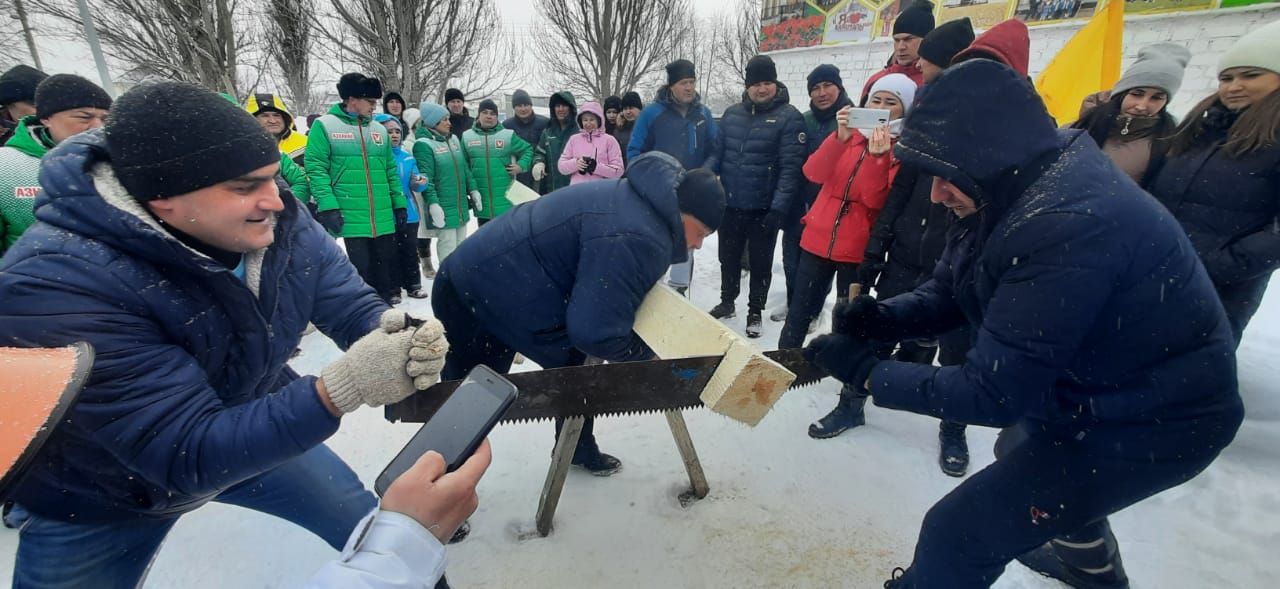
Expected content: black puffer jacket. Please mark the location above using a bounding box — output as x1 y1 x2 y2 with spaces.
1149 105 1280 342
865 163 952 298
714 83 807 213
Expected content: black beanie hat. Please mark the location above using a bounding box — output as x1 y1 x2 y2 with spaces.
677 168 726 232
622 91 643 110
105 81 279 201
337 73 383 100
445 88 465 103
382 91 405 108
807 64 844 92
0 65 48 105
603 95 622 113
666 59 696 86
744 55 778 87
35 74 112 119
918 18 975 67
893 0 936 38
512 89 533 107
478 99 498 114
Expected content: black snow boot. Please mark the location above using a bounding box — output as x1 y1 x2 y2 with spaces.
745 311 763 338
808 385 867 439
1017 521 1130 588
572 450 622 476
938 420 969 477
709 301 736 319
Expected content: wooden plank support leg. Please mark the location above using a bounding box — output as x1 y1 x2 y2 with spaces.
665 410 709 506
536 416 584 537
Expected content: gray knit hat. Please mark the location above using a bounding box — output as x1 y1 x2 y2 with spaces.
1113 43 1192 98
1219 19 1280 76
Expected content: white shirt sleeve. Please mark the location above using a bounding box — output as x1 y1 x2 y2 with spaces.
305 508 447 589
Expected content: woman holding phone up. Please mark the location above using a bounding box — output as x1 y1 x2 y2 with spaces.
780 73 917 437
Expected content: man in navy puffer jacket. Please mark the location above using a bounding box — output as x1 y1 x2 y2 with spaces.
0 82 449 588
708 55 807 336
803 60 1245 588
434 152 725 474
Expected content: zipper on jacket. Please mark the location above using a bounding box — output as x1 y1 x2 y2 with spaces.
357 117 377 236
483 130 493 212
448 136 465 222
826 150 870 259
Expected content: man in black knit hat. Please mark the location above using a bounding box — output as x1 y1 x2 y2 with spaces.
503 89 550 190
0 65 48 145
603 94 621 135
444 87 472 139
860 0 933 104
614 90 643 166
0 80 451 587
708 55 806 338
628 58 721 296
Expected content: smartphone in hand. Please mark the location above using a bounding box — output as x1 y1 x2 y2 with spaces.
844 107 892 130
374 365 518 496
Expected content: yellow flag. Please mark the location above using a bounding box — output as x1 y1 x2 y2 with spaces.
1034 0 1125 126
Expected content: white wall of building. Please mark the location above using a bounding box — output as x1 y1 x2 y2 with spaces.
766 4 1280 120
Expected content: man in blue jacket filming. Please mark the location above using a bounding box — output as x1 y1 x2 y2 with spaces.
804 60 1244 588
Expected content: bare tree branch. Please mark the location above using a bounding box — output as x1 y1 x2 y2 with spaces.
30 0 249 95
531 0 695 100
263 0 322 113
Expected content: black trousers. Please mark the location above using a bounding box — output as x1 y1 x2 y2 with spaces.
780 207 804 308
345 234 399 302
896 399 1243 587
394 223 421 290
417 237 432 259
718 208 778 313
432 274 600 458
778 250 858 348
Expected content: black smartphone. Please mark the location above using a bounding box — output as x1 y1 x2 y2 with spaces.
374 365 518 496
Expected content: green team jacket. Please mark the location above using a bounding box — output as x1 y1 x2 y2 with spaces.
0 116 54 255
533 90 579 193
413 125 476 229
279 153 310 206
461 123 533 220
304 103 406 238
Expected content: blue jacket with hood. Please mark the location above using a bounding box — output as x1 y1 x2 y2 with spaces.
865 60 1241 429
438 152 690 369
0 130 387 522
627 86 719 172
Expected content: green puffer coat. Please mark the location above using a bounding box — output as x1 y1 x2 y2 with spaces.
533 91 579 193
0 116 54 255
413 125 476 229
279 153 311 207
461 123 533 220
303 103 406 238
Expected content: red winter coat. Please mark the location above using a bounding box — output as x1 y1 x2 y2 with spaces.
800 131 899 263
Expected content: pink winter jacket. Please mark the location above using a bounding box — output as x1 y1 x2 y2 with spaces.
558 101 624 185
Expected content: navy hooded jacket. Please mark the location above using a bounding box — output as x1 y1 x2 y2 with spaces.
0 130 386 522
867 60 1240 428
714 82 807 213
626 86 719 172
438 153 688 369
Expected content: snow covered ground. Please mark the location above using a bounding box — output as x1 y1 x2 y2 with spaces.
3 231 1277 588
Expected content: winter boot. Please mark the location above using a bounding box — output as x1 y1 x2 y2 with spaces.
420 256 436 280
572 450 622 476
745 311 763 338
808 385 867 439
1016 521 1130 588
406 287 428 299
768 304 787 322
938 421 969 477
709 301 736 319
447 520 470 544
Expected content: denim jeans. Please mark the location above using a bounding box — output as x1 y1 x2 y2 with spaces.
12 443 375 589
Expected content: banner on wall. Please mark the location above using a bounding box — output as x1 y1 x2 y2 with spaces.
760 0 1267 51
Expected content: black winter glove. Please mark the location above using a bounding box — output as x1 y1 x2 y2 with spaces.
858 251 886 289
317 209 345 236
393 207 408 229
764 209 786 232
803 334 880 388
832 295 897 340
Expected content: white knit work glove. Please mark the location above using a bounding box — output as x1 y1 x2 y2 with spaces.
406 318 449 389
429 203 445 228
468 190 484 213
321 310 446 413
532 162 546 181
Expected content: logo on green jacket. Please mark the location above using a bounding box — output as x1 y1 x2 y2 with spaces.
14 186 40 199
